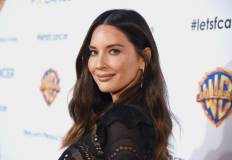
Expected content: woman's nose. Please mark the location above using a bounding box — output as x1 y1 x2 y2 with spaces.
95 52 107 69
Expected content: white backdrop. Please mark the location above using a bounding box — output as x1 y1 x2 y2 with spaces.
0 0 231 159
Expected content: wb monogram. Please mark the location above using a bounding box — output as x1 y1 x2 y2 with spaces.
197 68 232 126
40 69 60 106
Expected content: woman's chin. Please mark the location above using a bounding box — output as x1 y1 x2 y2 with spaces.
98 87 112 93
98 86 118 94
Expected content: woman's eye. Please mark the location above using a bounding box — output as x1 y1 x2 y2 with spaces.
109 49 120 55
89 50 97 56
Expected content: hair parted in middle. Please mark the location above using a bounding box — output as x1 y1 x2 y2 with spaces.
63 9 173 160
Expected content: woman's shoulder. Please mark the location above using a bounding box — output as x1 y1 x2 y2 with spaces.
96 103 155 156
99 103 153 129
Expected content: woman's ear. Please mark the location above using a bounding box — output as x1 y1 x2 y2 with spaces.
143 47 151 64
139 47 151 72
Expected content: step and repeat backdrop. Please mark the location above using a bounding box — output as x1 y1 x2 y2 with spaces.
0 0 231 159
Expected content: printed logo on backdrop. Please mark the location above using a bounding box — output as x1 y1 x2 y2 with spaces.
0 104 7 112
24 129 62 141
40 69 60 106
0 67 14 79
0 36 17 43
197 68 232 126
37 33 68 41
191 17 231 31
0 0 5 12
31 0 71 5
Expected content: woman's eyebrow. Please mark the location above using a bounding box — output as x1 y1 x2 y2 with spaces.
89 43 125 49
89 45 96 49
106 44 125 48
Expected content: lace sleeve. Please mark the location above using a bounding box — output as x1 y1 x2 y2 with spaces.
99 104 155 160
105 121 146 159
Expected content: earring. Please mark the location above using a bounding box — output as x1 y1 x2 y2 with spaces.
140 69 144 89
140 78 143 88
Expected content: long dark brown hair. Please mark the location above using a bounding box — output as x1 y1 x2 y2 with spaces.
62 9 173 160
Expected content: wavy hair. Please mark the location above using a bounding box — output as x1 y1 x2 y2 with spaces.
62 9 173 160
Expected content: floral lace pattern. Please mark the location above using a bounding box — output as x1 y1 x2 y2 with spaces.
59 104 155 160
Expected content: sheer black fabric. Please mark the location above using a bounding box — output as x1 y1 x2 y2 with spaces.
59 104 155 160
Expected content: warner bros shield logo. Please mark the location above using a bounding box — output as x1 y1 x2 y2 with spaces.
40 69 60 106
197 68 232 127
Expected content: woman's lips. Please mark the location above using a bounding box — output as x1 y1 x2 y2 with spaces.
96 74 115 82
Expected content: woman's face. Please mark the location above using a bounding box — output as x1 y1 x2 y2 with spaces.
88 25 144 102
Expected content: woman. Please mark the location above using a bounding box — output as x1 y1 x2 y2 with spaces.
59 9 173 160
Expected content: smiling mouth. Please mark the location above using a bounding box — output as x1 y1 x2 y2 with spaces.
96 74 115 82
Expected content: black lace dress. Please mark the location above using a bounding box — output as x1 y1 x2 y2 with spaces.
59 104 155 160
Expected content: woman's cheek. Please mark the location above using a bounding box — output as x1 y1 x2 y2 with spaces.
87 58 94 73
